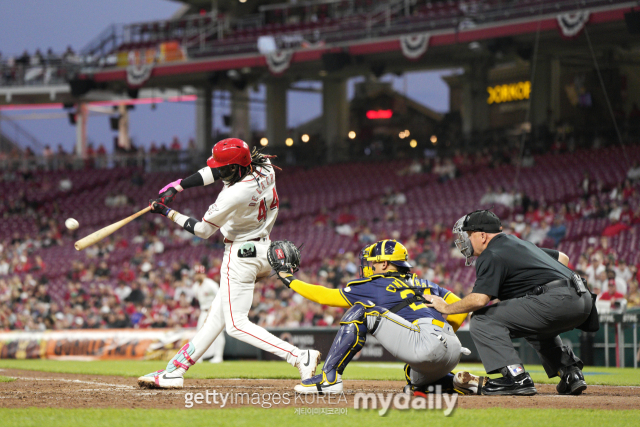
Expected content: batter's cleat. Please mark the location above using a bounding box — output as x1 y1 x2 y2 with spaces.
137 369 184 389
481 373 537 396
556 365 587 395
294 371 343 395
295 349 321 380
137 342 196 389
209 356 224 364
453 371 487 395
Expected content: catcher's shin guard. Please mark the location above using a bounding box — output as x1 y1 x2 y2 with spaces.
322 303 369 377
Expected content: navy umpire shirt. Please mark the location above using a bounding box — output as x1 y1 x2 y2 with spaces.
471 233 574 300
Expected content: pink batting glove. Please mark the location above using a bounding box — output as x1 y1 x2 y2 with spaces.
159 179 183 194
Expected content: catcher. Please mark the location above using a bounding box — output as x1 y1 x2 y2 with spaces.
268 239 483 395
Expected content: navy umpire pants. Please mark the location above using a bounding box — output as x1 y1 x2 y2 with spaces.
470 286 592 377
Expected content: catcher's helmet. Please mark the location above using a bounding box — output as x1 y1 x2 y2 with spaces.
207 138 251 169
359 239 412 278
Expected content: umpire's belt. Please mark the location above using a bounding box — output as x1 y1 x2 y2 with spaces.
526 279 572 296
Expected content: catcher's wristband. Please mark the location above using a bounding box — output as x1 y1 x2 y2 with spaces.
277 273 295 288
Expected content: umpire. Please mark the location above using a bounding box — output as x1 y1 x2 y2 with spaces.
426 210 593 396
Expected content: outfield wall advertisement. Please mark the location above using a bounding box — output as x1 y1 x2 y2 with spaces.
0 329 195 361
0 328 401 362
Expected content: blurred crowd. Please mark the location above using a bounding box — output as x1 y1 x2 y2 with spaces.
2 144 640 331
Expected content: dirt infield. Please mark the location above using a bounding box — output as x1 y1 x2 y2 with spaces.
1 369 639 410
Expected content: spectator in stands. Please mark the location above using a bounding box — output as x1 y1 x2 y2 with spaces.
586 252 606 291
16 50 29 66
596 284 627 312
125 281 145 305
414 222 431 243
313 207 331 226
170 136 181 151
114 281 132 303
627 281 640 307
546 216 567 247
602 215 631 237
614 259 633 285
336 207 356 226
62 46 76 61
580 171 592 199
358 226 376 245
433 158 457 183
398 159 423 175
628 161 640 182
117 264 135 284
603 269 627 296
480 185 497 205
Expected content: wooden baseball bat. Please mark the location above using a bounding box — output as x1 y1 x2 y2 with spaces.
74 206 152 251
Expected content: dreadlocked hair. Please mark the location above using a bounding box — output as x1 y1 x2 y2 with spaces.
227 147 281 185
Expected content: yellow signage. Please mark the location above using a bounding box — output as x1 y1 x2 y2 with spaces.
487 81 531 104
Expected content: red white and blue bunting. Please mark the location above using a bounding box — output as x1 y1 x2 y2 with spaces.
557 10 590 38
126 62 154 87
400 33 430 60
265 50 294 75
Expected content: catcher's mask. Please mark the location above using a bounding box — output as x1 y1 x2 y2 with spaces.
359 240 412 278
453 210 502 266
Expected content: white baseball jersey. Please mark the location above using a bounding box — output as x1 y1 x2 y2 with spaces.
194 277 219 310
175 158 303 367
202 161 278 241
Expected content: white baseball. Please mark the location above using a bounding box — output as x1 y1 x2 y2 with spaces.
65 218 79 230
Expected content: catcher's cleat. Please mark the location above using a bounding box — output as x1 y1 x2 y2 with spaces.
294 371 343 395
295 349 321 380
404 367 462 395
137 369 184 389
453 371 487 395
556 365 587 395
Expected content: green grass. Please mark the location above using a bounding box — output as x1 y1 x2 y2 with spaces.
0 375 15 382
0 408 639 427
0 359 639 386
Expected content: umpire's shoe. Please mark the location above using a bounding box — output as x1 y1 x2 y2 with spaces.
556 365 587 395
295 371 343 394
482 365 537 396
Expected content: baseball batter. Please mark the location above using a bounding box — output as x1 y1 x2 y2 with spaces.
138 139 320 389
193 264 225 363
268 239 482 395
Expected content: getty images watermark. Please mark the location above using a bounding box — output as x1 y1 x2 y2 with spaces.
184 385 457 416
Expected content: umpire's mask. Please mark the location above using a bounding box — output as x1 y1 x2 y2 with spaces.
453 215 474 266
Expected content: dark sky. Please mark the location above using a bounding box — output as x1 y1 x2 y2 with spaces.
0 0 454 152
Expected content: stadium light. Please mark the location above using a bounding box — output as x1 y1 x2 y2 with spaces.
260 138 268 146
399 132 406 139
285 138 294 146
430 135 438 144
404 130 410 137
410 139 417 148
301 134 310 143
348 131 356 139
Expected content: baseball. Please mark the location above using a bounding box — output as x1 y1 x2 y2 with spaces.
65 218 79 230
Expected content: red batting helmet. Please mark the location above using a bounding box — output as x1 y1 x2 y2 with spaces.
207 138 251 168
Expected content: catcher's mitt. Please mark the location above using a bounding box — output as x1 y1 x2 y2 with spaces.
267 240 301 274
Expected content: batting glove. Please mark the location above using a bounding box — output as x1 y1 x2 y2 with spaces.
149 200 171 216
157 179 182 204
